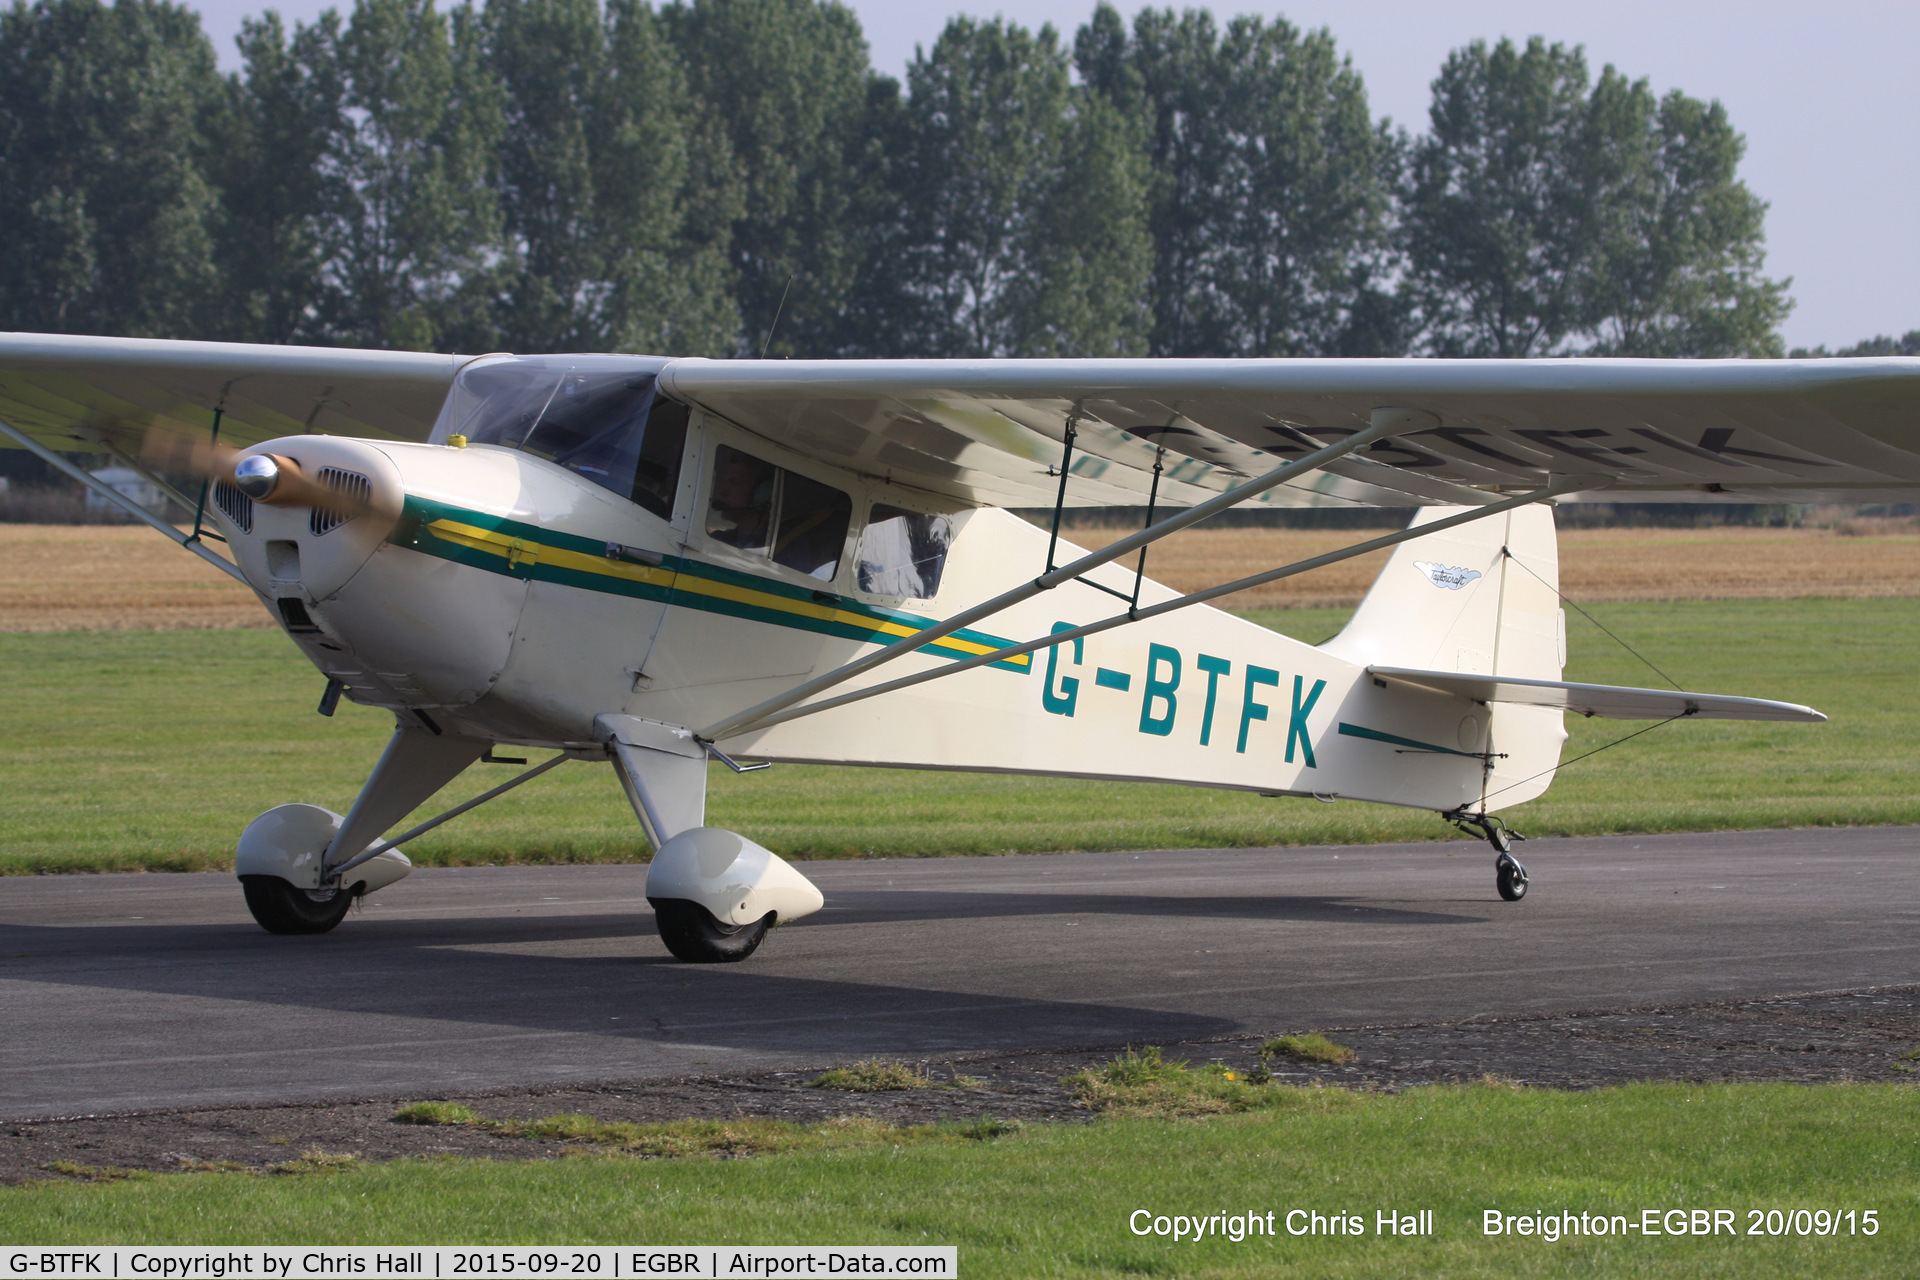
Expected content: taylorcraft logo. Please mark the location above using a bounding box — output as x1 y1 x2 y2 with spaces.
1413 561 1482 590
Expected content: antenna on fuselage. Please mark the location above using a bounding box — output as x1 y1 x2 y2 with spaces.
760 273 795 359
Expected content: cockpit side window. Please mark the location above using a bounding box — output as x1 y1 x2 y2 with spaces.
857 505 953 599
708 446 777 558
440 362 685 518
707 444 851 583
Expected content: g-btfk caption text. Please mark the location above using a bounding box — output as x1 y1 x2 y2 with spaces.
1 1249 955 1279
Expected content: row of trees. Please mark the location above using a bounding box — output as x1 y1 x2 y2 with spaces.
1790 331 1920 359
0 0 1793 358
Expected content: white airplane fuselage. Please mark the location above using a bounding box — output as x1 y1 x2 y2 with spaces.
210 376 1568 819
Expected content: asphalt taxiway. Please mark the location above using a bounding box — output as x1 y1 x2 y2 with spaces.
3 826 1916 1119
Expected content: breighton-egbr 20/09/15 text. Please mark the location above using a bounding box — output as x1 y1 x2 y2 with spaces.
1484 1208 1879 1240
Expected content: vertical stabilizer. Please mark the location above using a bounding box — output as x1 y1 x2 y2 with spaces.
1322 504 1567 811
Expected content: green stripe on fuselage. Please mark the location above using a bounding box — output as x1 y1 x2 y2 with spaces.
389 496 1031 673
1337 722 1481 758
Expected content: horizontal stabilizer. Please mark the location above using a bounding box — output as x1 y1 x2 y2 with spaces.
1368 666 1826 723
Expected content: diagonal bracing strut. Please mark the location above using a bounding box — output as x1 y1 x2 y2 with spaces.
0 416 254 588
699 407 1446 742
714 475 1599 738
325 752 571 881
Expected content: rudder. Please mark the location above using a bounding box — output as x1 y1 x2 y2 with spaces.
1322 504 1568 811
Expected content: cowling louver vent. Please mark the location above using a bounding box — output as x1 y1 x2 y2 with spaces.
212 480 253 532
310 467 371 536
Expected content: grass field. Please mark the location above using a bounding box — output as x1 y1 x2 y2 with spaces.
1 597 1914 873
4 1082 1915 1277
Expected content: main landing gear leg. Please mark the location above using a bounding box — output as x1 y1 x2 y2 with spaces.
596 714 823 964
1445 810 1530 902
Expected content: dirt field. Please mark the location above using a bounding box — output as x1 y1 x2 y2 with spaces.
2 521 1916 630
1077 522 1920 608
0 525 268 631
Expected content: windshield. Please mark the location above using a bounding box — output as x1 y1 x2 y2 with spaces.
432 356 683 517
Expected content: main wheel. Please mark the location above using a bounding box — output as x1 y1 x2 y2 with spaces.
1495 855 1529 902
650 898 774 963
241 875 355 935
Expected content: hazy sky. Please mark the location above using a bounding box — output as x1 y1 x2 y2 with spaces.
189 0 1918 351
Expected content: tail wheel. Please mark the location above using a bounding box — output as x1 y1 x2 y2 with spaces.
650 898 774 963
241 875 355 935
1495 855 1529 902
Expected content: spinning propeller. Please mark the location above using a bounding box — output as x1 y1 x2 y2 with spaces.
140 426 370 517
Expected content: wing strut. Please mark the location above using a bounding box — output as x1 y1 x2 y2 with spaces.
708 473 1600 740
699 407 1435 742
0 415 254 589
1049 433 1170 615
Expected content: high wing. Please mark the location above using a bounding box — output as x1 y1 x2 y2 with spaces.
4 335 1918 512
0 333 459 455
658 356 1920 509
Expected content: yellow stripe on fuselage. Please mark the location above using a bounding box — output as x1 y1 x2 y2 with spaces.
426 518 676 588
422 518 1030 668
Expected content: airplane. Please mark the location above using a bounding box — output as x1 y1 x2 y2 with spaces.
4 333 1914 961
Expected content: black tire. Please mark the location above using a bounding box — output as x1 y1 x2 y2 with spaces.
1495 856 1528 902
650 898 774 963
241 875 355 935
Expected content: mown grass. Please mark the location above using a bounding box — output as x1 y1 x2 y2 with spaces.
3 1083 1915 1278
34 1161 152 1184
2 598 1914 873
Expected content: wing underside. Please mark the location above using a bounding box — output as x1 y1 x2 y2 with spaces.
3 334 1917 513
0 333 459 458
657 356 1920 510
